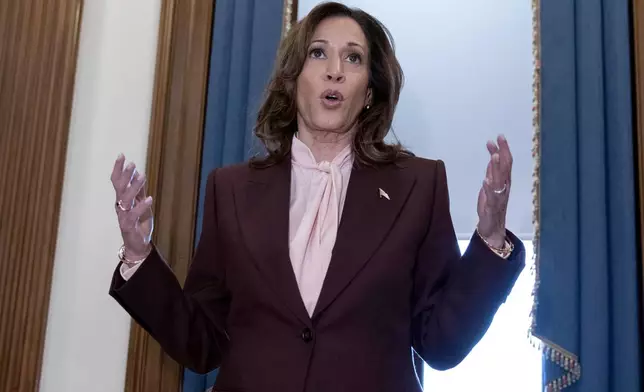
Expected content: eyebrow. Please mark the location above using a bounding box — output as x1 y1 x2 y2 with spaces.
311 39 365 50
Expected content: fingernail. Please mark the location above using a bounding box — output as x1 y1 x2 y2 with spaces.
499 134 506 141
118 153 124 160
145 196 153 204
126 162 135 170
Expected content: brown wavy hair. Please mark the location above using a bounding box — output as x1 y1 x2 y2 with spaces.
251 1 412 168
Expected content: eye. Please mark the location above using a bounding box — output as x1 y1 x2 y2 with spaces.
347 53 362 64
310 48 326 59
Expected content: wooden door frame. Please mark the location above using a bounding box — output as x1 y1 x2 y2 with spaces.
122 1 298 391
631 0 644 379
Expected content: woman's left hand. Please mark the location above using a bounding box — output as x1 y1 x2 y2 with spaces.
476 135 513 248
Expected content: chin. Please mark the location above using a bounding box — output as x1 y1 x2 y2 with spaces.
312 116 353 134
315 125 349 134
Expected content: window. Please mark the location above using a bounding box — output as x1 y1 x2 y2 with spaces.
423 240 541 391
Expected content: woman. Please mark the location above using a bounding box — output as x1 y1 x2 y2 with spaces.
110 2 525 391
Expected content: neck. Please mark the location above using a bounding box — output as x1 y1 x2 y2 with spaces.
296 124 354 163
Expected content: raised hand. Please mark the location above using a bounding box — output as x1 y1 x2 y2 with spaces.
476 135 513 248
111 154 154 260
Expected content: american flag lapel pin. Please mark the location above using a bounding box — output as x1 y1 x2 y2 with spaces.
379 188 390 200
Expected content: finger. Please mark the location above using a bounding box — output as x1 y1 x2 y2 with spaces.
497 135 513 176
122 172 146 204
486 140 499 155
119 196 153 232
131 196 153 224
497 134 509 150
135 178 148 201
482 178 499 206
139 199 153 224
482 177 508 211
135 196 154 240
484 137 498 177
111 154 126 189
490 153 504 190
116 161 137 196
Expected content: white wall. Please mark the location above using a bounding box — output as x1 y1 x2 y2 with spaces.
40 1 161 391
298 1 534 239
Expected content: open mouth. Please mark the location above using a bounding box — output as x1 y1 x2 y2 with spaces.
321 89 344 103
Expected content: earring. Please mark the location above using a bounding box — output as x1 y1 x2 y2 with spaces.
365 104 371 110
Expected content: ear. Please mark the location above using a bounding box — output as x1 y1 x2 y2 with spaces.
365 88 373 107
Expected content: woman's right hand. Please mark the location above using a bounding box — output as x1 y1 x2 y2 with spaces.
111 154 154 260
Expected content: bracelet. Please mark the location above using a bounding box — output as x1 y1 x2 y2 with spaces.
117 244 150 264
475 227 514 259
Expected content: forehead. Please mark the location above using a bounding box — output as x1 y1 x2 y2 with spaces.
311 16 367 46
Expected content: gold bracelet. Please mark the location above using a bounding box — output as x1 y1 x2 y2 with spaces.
475 227 514 258
117 245 150 264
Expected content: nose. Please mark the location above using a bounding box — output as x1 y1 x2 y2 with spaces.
325 71 345 83
325 57 345 83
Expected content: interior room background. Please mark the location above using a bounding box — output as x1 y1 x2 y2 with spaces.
1 0 642 392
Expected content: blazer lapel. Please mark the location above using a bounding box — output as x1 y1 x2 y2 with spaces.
312 162 416 319
234 158 312 326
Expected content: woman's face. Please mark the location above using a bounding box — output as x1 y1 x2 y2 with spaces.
296 16 371 136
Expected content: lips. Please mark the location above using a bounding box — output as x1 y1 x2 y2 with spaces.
320 89 344 102
320 89 344 109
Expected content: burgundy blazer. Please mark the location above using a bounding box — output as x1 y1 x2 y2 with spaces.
110 156 525 392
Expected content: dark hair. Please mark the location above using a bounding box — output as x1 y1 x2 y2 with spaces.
251 1 412 168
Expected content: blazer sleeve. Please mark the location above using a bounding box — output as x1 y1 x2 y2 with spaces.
109 169 230 374
411 160 526 370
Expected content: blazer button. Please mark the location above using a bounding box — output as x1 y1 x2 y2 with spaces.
301 328 313 342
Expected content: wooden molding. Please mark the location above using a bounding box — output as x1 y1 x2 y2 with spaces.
123 1 215 391
0 0 83 390
632 0 644 369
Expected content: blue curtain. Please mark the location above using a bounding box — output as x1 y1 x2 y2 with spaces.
183 1 286 391
535 1 640 391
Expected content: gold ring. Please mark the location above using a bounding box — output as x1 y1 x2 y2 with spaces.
493 184 507 194
115 200 133 212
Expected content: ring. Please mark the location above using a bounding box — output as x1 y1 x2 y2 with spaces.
493 184 507 194
115 200 133 212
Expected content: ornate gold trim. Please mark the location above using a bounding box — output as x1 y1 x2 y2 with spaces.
528 0 581 390
281 0 298 39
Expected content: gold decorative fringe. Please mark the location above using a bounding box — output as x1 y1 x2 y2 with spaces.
528 0 581 390
281 0 295 39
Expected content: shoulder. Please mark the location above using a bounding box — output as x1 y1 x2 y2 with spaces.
202 162 253 193
395 156 447 179
204 159 289 188
392 156 450 200
209 161 254 184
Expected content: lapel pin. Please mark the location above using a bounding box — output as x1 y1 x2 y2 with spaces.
379 188 390 200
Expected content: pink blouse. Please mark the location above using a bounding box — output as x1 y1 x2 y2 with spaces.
288 136 353 316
